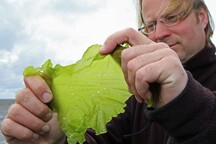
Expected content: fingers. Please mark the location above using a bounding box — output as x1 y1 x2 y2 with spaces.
1 118 40 141
100 27 188 107
1 104 50 142
1 75 66 143
7 104 50 135
133 55 180 107
24 75 52 103
16 88 52 121
100 28 154 55
134 61 164 100
121 42 186 106
121 43 167 89
1 75 54 142
121 43 168 96
1 112 65 144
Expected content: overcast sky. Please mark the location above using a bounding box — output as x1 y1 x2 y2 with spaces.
0 0 216 99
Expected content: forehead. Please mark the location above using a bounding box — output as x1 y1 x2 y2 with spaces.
142 0 185 19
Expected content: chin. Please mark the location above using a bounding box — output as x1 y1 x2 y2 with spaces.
175 51 186 63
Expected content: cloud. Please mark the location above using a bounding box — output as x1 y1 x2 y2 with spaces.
49 0 107 14
0 0 137 99
0 2 23 51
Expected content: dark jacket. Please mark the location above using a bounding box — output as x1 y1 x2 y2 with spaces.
85 45 216 144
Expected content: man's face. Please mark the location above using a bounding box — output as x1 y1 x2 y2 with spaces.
142 0 208 63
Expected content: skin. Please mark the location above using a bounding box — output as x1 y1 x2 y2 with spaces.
0 0 209 143
1 76 66 144
142 0 208 63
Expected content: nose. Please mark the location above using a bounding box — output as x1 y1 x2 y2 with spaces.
153 22 171 42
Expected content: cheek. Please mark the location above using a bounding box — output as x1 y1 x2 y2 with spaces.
175 15 205 44
175 24 205 60
175 24 199 45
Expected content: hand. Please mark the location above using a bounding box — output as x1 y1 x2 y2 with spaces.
1 75 66 144
100 28 188 108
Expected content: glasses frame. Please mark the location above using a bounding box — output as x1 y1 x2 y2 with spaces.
138 9 192 35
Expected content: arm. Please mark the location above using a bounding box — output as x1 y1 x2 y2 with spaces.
147 72 216 143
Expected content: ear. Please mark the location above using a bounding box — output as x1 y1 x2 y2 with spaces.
197 8 209 29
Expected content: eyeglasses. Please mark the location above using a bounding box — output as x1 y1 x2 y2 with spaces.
138 9 191 35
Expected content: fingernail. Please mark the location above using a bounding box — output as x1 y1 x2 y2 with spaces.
43 111 52 121
41 124 49 134
42 92 52 103
32 133 39 140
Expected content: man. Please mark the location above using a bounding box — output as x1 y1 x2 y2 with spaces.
1 0 216 143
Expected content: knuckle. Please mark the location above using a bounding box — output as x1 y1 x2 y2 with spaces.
164 56 180 68
34 81 46 93
1 119 9 134
139 64 152 76
16 88 31 104
127 60 137 72
1 119 13 135
121 48 128 59
121 48 132 63
14 90 50 120
136 70 144 81
25 75 48 94
125 27 137 35
18 131 32 140
161 42 168 47
7 104 22 118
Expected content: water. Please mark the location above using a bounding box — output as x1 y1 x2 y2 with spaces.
0 99 15 144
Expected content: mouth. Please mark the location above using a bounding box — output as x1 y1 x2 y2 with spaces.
168 43 178 49
162 39 178 49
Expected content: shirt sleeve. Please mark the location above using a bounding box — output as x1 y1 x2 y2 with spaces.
146 72 216 143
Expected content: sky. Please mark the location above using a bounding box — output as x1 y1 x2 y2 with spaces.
0 0 216 99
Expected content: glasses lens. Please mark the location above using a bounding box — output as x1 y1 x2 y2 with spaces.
164 14 179 26
145 22 155 33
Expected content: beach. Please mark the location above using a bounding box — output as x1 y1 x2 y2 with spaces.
0 99 15 144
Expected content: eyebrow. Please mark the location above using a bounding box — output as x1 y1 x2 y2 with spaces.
143 8 183 23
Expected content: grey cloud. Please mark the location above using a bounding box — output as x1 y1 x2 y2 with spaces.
0 26 23 51
0 44 49 98
0 1 24 51
0 0 107 99
0 0 107 52
49 0 107 14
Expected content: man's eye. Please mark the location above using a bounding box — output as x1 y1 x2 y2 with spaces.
146 23 154 30
165 15 178 22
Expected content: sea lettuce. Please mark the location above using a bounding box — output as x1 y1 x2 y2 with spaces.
23 44 131 144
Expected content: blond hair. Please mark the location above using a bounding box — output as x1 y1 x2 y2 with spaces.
136 0 215 47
